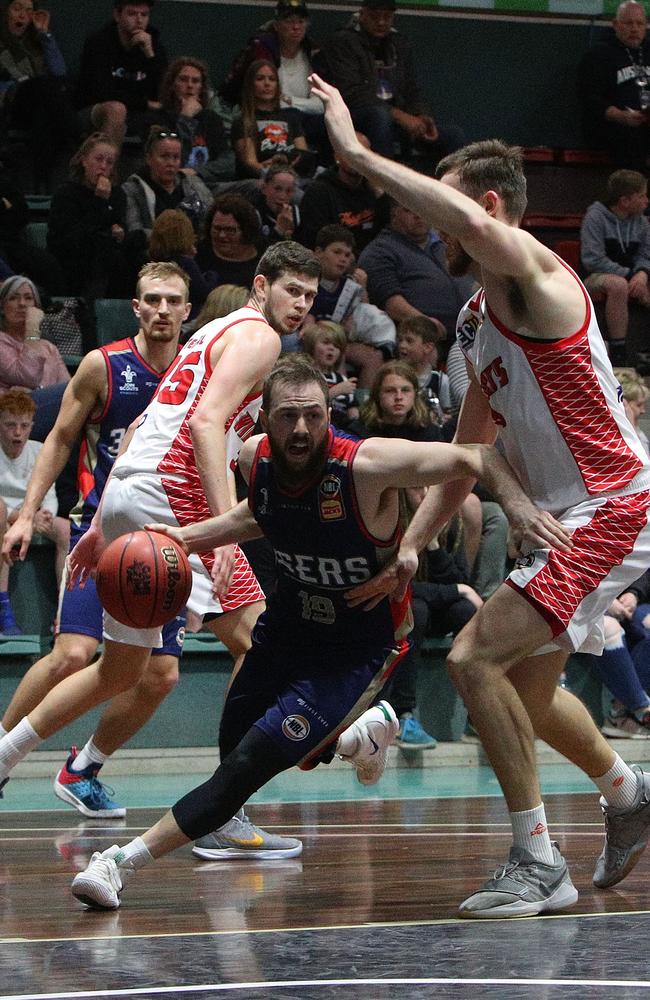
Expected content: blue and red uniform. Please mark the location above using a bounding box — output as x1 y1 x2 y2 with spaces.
59 338 184 653
219 428 412 766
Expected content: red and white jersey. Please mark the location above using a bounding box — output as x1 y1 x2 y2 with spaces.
113 306 268 494
456 264 650 515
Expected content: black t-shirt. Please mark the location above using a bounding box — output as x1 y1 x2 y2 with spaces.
231 108 304 168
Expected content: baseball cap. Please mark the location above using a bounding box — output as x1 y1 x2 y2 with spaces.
276 0 308 18
362 0 397 9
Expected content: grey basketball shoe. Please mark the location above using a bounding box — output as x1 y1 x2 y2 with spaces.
459 842 578 918
593 764 650 889
192 810 303 860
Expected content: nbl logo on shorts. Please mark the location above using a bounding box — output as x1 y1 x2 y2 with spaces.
282 714 310 740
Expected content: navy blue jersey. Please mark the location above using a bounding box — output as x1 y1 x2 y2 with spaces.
69 338 170 540
248 427 411 650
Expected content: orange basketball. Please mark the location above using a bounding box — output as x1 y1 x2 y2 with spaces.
95 530 192 628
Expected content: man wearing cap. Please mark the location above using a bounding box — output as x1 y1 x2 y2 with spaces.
323 0 463 165
75 1 169 148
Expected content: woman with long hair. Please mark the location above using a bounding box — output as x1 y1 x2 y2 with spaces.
230 58 308 178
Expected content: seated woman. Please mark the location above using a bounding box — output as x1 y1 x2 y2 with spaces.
0 275 68 394
122 126 213 243
158 57 234 189
195 193 262 289
0 1 72 186
48 133 141 300
149 209 215 320
230 59 309 179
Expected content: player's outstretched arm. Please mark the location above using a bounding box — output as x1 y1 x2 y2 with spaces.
146 499 263 555
309 74 537 281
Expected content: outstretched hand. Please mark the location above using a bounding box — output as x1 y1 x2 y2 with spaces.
345 544 419 611
66 523 107 589
507 501 572 557
308 74 363 162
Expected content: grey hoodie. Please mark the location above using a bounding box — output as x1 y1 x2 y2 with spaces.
580 200 650 278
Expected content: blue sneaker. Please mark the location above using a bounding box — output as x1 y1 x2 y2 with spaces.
53 747 125 819
0 608 22 636
395 713 437 749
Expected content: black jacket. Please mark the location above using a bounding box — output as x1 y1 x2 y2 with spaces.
579 34 650 139
75 21 168 112
296 166 388 251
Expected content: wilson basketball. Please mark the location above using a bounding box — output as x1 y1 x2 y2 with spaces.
96 530 192 628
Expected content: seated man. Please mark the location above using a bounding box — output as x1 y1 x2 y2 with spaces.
578 1 650 171
358 198 474 339
0 389 68 635
323 0 463 165
580 168 650 366
75 0 168 147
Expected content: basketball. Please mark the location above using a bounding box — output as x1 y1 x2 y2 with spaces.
95 530 192 629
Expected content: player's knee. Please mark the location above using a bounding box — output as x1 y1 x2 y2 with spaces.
47 639 95 682
446 641 490 699
141 657 180 698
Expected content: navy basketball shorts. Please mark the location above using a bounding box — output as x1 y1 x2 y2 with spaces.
220 627 408 768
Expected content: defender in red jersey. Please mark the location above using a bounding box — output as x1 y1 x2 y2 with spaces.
313 75 650 917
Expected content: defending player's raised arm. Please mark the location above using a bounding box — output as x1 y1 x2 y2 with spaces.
309 75 538 281
2 352 106 564
188 321 281 519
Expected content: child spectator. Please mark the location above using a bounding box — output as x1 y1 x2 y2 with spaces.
581 169 650 366
397 315 451 427
301 320 358 428
0 388 68 633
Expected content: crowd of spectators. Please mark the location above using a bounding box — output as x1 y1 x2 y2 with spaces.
1 0 650 745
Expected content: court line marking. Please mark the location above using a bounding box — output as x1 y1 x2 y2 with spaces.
5 976 650 999
4 908 650 947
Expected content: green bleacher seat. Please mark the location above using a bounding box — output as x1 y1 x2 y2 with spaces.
24 221 48 251
94 298 139 346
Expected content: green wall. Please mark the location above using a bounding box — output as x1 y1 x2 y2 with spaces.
46 1 607 148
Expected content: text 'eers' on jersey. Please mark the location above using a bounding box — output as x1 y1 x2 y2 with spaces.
248 427 412 650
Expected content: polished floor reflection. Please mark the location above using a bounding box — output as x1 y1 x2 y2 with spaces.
1 771 650 998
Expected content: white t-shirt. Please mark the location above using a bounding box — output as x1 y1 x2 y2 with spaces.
279 51 324 115
0 440 57 516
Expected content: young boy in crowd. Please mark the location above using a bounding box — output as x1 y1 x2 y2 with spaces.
0 390 69 634
301 320 359 428
397 315 451 426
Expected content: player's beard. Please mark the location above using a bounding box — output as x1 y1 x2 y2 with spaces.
270 431 329 488
444 237 473 277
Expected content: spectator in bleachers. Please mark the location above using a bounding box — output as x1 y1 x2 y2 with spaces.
246 163 300 246
149 209 214 319
193 283 249 325
219 1 327 157
75 0 168 149
397 315 451 427
0 1 72 187
158 57 234 189
122 126 213 242
296 132 388 251
301 320 359 428
231 59 311 179
348 359 441 442
616 366 650 454
195 193 262 290
0 165 63 293
48 133 141 300
323 0 463 165
578 1 650 171
0 388 68 634
358 198 474 339
581 168 650 367
0 276 69 394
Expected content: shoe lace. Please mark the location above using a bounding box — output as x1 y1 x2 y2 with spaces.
87 777 117 808
90 853 123 891
494 859 521 881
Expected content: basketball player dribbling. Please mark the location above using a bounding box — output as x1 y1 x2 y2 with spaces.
309 74 650 918
0 243 323 859
68 355 570 910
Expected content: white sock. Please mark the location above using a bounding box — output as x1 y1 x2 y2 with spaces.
510 804 556 865
0 717 42 776
0 724 7 739
113 836 153 870
593 754 639 811
71 737 109 773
